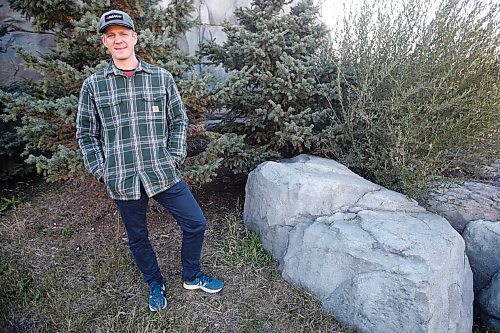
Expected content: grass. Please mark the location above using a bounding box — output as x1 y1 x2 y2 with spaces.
0 195 20 215
218 209 271 270
0 179 352 333
0 178 494 332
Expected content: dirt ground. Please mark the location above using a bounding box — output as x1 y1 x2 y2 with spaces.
0 176 353 333
1 176 493 333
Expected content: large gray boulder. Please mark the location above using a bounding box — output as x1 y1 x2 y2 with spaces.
244 155 473 333
477 271 500 332
463 219 500 329
463 220 500 292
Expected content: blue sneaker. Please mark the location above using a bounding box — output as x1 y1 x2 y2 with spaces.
148 281 167 311
183 272 224 294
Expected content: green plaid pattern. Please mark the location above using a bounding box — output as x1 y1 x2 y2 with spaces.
76 59 188 200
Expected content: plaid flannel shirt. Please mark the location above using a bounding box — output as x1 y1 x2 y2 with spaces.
76 59 188 200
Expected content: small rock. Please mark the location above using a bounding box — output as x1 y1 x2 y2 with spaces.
427 182 500 233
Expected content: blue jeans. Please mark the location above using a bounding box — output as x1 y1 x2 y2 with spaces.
114 180 206 284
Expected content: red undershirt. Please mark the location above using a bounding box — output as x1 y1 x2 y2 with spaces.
122 70 134 77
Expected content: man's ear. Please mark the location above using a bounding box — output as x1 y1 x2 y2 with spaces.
100 34 106 45
133 32 138 45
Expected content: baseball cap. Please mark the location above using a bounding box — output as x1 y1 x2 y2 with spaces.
99 10 135 33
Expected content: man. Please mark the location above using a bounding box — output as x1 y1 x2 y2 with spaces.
76 9 223 312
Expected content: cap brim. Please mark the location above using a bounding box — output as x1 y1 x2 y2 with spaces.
99 23 134 33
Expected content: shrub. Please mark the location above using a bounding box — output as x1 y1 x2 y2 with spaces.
0 88 33 181
198 0 342 175
329 0 499 199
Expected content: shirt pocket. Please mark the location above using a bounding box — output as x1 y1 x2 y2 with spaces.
140 90 167 121
95 96 122 125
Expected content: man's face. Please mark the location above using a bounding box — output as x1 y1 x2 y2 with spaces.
101 25 137 62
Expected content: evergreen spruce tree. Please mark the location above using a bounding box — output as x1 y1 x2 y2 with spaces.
194 0 342 177
0 0 214 182
0 92 33 180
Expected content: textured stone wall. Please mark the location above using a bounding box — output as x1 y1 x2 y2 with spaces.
0 0 253 85
0 0 311 85
164 0 252 56
0 0 56 85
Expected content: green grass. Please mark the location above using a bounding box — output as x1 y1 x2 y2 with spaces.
0 261 43 321
239 307 274 333
0 195 20 215
219 213 271 269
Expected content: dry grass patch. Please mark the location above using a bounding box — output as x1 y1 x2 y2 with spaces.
0 179 353 333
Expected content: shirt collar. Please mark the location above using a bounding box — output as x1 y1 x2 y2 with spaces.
103 56 153 77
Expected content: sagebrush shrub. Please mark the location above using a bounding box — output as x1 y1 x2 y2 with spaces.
328 0 499 199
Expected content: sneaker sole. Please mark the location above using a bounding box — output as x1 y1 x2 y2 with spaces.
183 283 222 294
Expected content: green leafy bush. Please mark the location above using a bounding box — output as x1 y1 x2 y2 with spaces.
329 0 499 199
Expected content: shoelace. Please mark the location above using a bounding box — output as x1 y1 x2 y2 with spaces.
150 282 164 299
197 274 212 286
